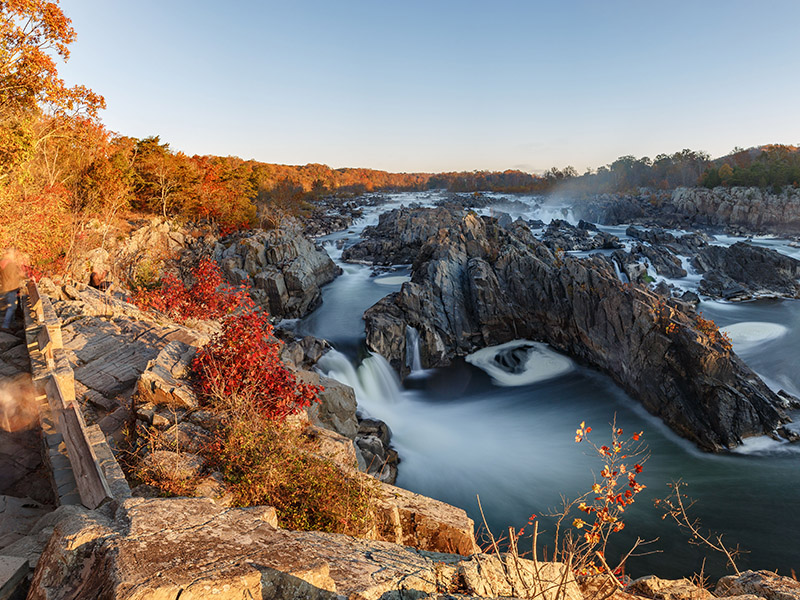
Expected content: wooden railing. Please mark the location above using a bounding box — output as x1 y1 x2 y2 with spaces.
24 281 127 509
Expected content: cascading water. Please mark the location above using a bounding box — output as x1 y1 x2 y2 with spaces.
405 325 423 373
317 349 404 416
612 259 628 283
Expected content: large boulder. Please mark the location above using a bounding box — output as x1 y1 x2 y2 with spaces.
296 371 359 440
216 228 341 318
29 497 580 600
716 570 800 600
691 242 800 300
135 341 199 409
362 208 788 451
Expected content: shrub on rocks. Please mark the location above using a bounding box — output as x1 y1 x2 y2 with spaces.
192 310 321 421
132 257 253 322
206 412 374 534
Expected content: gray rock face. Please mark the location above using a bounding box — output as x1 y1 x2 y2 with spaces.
672 187 800 234
28 497 580 600
216 228 341 318
342 206 466 265
574 187 800 235
355 418 399 484
691 242 800 300
278 333 332 371
362 208 788 451
611 245 686 282
296 370 360 440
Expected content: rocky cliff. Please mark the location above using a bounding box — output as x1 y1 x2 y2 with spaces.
68 217 341 320
691 242 800 300
358 207 789 451
572 187 800 235
216 227 341 318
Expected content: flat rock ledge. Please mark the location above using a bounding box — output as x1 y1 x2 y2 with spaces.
29 497 582 600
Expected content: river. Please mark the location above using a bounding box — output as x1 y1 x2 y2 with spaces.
291 191 800 579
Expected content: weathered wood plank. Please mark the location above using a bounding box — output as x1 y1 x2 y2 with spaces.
26 280 43 321
36 322 63 360
52 349 75 406
46 375 112 509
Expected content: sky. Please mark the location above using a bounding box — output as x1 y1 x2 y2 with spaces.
58 0 800 174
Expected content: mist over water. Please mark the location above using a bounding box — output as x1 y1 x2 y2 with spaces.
296 191 800 578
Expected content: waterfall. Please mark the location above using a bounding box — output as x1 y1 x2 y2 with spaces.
536 203 577 225
317 349 404 415
612 259 628 283
405 325 423 373
322 240 343 262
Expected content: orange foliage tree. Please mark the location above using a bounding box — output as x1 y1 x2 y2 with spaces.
0 0 105 176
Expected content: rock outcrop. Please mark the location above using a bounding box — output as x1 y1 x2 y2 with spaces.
542 219 622 251
691 242 800 300
342 206 466 265
356 418 399 484
625 226 709 256
572 187 800 236
67 218 202 290
135 340 199 409
671 187 800 234
361 208 788 451
628 575 714 600
216 228 341 318
29 497 580 600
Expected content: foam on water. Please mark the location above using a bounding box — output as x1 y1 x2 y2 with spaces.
731 435 800 456
465 340 575 386
719 321 789 351
374 275 411 286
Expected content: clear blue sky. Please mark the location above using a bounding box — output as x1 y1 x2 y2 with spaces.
58 1 800 174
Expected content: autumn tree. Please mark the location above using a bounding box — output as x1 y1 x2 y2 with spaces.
184 155 256 230
133 136 194 218
0 0 104 178
0 0 108 272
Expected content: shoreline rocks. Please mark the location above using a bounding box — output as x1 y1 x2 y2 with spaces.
691 242 800 300
27 497 574 600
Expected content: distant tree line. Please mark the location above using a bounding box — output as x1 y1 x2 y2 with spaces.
559 146 800 195
560 150 712 194
701 145 800 192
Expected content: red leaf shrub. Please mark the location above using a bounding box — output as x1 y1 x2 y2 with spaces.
192 311 321 421
132 258 253 322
